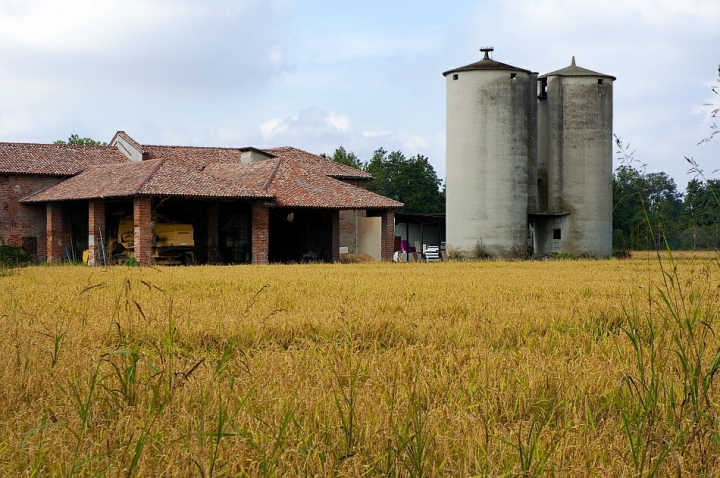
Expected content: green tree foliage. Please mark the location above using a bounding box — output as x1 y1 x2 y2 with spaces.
331 146 363 170
683 179 720 228
612 165 720 250
330 146 445 214
54 134 107 146
364 148 445 214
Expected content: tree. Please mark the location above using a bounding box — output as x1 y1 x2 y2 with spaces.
612 165 683 250
54 134 107 146
329 146 446 214
364 148 445 214
331 146 363 169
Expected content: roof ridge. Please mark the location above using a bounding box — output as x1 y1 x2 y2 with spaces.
262 158 282 190
0 141 111 148
135 159 165 195
144 144 248 151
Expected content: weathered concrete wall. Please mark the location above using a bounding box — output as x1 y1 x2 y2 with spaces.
446 68 531 257
537 90 550 212
546 75 613 256
526 73 539 214
0 174 64 261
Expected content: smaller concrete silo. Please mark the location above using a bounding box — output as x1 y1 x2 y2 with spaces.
533 57 615 257
444 48 537 257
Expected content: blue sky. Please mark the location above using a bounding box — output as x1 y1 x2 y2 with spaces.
0 0 718 191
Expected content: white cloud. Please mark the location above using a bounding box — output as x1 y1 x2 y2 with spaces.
362 131 391 138
325 111 350 132
260 118 290 140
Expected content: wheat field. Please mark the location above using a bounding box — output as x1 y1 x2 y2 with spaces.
1 253 719 476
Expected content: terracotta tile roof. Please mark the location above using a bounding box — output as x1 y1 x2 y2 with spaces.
0 142 128 176
266 159 403 209
265 146 372 179
143 145 245 170
204 156 402 209
13 134 401 210
22 159 271 203
203 159 278 190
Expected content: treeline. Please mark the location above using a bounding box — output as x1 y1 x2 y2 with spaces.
613 165 719 250
329 147 719 250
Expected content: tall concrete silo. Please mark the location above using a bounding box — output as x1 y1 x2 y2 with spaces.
443 48 537 257
534 57 615 256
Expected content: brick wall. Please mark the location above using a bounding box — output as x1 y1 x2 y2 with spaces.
0 174 64 261
133 197 152 266
251 203 269 264
339 209 366 254
380 210 395 261
206 202 219 264
46 203 63 263
331 210 340 262
88 200 105 266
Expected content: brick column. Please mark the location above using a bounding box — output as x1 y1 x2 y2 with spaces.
380 209 395 262
46 202 63 263
251 203 269 264
133 197 153 266
331 210 340 262
88 200 105 266
206 202 219 264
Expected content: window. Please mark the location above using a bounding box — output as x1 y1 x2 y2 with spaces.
538 78 547 98
510 73 517 80
453 74 459 80
598 79 603 85
553 229 561 240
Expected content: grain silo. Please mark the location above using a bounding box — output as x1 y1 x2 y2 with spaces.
533 57 614 256
443 48 537 257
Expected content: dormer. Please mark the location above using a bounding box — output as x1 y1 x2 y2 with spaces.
109 131 148 162
239 147 275 165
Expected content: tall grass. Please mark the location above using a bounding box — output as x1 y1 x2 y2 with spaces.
0 255 718 475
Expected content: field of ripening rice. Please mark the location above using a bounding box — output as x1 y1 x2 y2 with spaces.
1 251 719 476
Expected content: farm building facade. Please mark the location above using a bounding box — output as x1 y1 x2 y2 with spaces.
0 132 402 265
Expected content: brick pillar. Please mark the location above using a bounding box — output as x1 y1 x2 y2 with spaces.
133 197 153 266
46 203 63 263
206 202 219 264
251 203 269 264
380 209 395 262
88 200 105 266
331 210 340 262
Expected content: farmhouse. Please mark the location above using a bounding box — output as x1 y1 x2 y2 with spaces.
0 131 402 265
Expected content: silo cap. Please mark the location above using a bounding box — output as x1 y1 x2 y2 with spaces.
443 48 531 77
539 56 616 80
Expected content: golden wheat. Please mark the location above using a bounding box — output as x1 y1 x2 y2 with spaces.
1 252 718 476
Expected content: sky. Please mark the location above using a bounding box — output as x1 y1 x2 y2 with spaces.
0 0 718 192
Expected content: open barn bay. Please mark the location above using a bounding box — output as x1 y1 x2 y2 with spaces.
2 255 719 476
